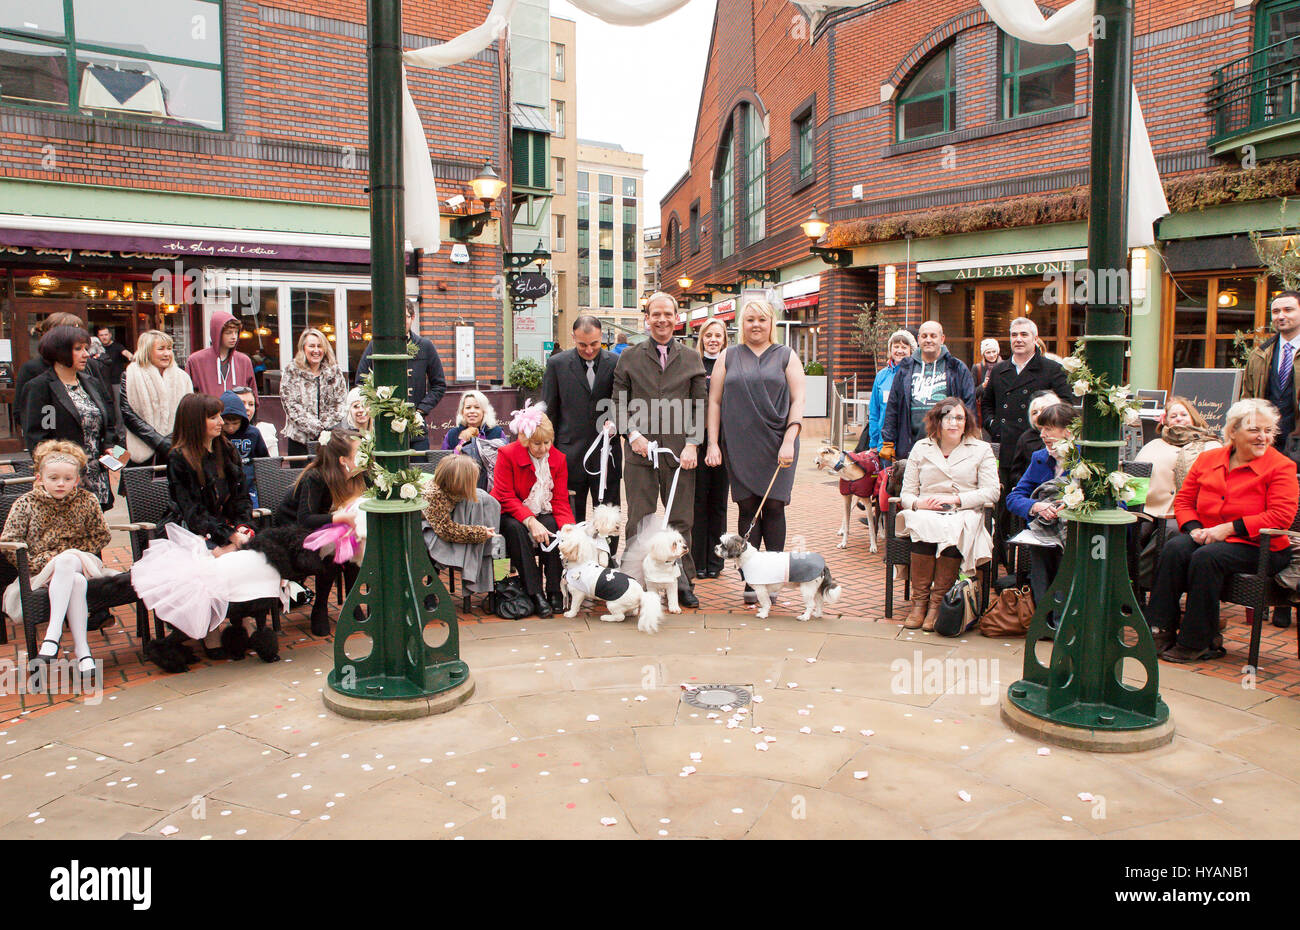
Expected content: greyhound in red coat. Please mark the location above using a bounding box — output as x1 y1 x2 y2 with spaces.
813 446 886 552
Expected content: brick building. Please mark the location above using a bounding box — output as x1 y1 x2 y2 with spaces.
0 0 507 451
660 0 1300 405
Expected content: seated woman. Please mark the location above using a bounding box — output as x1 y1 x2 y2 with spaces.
275 428 367 636
897 397 999 631
422 454 502 596
1005 403 1077 606
490 404 574 618
1008 390 1062 491
1148 399 1298 663
441 390 506 450
344 386 372 435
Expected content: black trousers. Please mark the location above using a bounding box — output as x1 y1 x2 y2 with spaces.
994 466 1014 571
1148 534 1289 650
736 495 786 552
567 450 621 559
692 461 728 574
1027 545 1062 608
500 512 561 597
287 438 311 457
312 562 360 627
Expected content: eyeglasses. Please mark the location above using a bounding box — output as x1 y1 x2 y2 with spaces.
941 412 966 423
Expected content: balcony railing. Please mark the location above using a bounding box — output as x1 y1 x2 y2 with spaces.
1209 37 1300 147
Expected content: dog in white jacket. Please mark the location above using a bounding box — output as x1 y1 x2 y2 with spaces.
557 525 661 633
715 533 842 621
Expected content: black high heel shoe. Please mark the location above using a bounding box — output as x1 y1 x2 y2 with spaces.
533 594 552 619
202 641 228 661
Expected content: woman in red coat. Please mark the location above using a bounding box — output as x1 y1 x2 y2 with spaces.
491 402 575 618
1148 399 1299 662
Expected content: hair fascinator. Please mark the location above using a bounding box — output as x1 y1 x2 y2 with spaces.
318 429 333 445
509 399 547 439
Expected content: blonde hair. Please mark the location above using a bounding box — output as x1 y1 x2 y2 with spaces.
1224 398 1279 442
456 390 498 430
697 317 728 345
293 328 338 371
739 298 780 347
33 439 87 474
522 413 555 446
133 330 175 373
345 387 369 430
1162 395 1209 431
434 454 480 504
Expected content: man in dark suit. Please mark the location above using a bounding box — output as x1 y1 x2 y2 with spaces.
612 293 706 607
542 316 622 552
354 297 446 451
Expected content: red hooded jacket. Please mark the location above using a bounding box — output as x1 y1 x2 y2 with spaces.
185 310 258 399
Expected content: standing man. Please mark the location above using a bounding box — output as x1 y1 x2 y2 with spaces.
982 316 1071 570
355 297 446 451
94 325 132 429
186 311 258 399
612 292 706 607
1243 290 1300 447
880 320 974 461
542 315 622 552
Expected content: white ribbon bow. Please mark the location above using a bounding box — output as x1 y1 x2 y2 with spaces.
582 427 615 501
644 441 683 532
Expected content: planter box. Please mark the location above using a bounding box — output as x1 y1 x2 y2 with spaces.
805 375 828 417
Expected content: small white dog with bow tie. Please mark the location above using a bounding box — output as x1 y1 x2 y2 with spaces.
641 528 687 613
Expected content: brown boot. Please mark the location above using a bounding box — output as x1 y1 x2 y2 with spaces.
904 551 935 629
925 555 961 632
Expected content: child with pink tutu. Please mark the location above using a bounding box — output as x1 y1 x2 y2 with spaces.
0 440 120 677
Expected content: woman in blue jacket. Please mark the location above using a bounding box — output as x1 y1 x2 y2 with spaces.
1005 402 1076 605
855 330 916 453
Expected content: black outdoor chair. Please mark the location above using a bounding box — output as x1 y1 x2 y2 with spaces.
1223 512 1300 673
0 475 150 657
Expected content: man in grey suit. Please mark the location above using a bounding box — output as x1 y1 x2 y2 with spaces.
612 292 706 607
542 315 622 554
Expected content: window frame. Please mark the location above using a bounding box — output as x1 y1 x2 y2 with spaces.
0 0 227 132
744 105 766 246
689 200 701 255
789 93 817 194
999 33 1075 121
716 131 735 260
553 42 565 81
896 45 955 143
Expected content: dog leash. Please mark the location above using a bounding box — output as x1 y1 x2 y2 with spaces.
644 441 683 531
741 460 791 540
581 427 614 501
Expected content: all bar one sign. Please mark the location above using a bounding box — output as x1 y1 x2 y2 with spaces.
951 259 1076 281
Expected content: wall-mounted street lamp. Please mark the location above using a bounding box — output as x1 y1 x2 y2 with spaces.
450 164 506 241
676 275 694 290
883 265 897 307
739 269 780 286
801 207 852 267
705 282 741 295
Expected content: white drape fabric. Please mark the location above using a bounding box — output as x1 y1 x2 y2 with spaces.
399 0 1166 251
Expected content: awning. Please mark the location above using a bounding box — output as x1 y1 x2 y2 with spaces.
0 213 410 265
511 103 552 134
783 294 819 310
916 248 1087 282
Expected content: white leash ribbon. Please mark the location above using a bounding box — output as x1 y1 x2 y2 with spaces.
582 428 613 500
645 441 682 532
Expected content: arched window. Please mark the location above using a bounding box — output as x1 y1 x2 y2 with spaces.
744 104 766 244
897 45 955 141
716 130 735 259
668 217 681 264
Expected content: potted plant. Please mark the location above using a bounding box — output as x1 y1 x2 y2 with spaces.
804 359 828 417
507 357 545 408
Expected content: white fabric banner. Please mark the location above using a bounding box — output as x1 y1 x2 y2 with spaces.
398 0 1166 251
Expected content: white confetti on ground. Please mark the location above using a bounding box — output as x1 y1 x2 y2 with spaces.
797 709 810 716
586 714 600 722
600 817 618 826
853 771 869 780
1077 792 1093 802
679 766 696 777
1212 798 1223 805
957 790 972 803
752 695 763 703
831 726 845 733
1062 815 1073 822
754 742 769 752
634 695 648 702
1037 747 1050 756
786 683 798 689
798 726 812 734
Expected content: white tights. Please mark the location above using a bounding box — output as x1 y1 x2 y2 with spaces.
38 551 92 669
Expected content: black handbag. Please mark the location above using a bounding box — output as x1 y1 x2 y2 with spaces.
489 574 533 620
934 574 979 637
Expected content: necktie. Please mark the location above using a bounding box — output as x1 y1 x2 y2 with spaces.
658 343 669 370
1282 342 1294 389
586 359 595 390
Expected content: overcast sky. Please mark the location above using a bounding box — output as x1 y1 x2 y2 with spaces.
551 0 717 228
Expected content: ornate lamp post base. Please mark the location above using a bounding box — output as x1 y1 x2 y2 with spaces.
1002 512 1173 752
322 499 475 720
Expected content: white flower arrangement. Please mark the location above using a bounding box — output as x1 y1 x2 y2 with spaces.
1061 484 1086 509
391 418 408 434
1061 354 1084 373
399 483 418 500
376 386 394 400
1071 461 1093 480
1072 379 1091 397
1107 470 1130 493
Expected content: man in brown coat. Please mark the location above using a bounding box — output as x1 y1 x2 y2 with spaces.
611 292 707 607
1242 290 1300 447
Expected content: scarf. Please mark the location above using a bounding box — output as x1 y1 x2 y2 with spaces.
124 362 192 463
1160 425 1219 448
523 453 554 516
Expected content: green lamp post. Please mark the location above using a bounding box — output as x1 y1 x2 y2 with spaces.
1001 0 1173 751
323 0 474 719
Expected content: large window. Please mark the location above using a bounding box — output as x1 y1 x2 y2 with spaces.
1000 34 1074 119
897 46 955 141
744 105 766 245
0 0 224 129
1164 272 1278 378
797 112 814 180
717 133 735 259
512 130 549 190
553 42 565 81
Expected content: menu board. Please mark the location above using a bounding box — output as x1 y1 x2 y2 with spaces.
1170 368 1242 432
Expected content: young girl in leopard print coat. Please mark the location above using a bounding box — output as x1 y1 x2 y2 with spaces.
1 440 117 675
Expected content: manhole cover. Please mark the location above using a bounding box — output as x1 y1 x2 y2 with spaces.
682 684 752 710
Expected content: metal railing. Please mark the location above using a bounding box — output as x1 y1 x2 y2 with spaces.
829 373 859 447
1208 37 1300 145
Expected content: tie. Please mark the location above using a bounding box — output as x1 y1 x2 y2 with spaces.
586 359 596 390
658 343 669 370
1282 343 1294 389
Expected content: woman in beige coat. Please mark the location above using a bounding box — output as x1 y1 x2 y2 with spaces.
898 396 1000 630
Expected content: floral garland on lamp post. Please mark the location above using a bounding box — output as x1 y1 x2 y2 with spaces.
355 369 432 503
1056 344 1142 516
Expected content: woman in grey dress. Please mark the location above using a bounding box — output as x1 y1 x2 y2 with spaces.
705 298 806 601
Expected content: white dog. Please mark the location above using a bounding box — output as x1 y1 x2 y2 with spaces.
642 528 687 613
556 526 661 633
714 533 842 621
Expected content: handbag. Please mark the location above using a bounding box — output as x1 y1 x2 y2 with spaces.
978 584 1035 637
488 574 533 620
934 574 979 637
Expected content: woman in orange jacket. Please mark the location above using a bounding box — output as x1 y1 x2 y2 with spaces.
1148 398 1299 662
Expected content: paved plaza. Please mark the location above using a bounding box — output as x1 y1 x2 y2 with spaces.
0 423 1297 839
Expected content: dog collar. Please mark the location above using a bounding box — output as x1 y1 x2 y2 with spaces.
831 451 848 472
